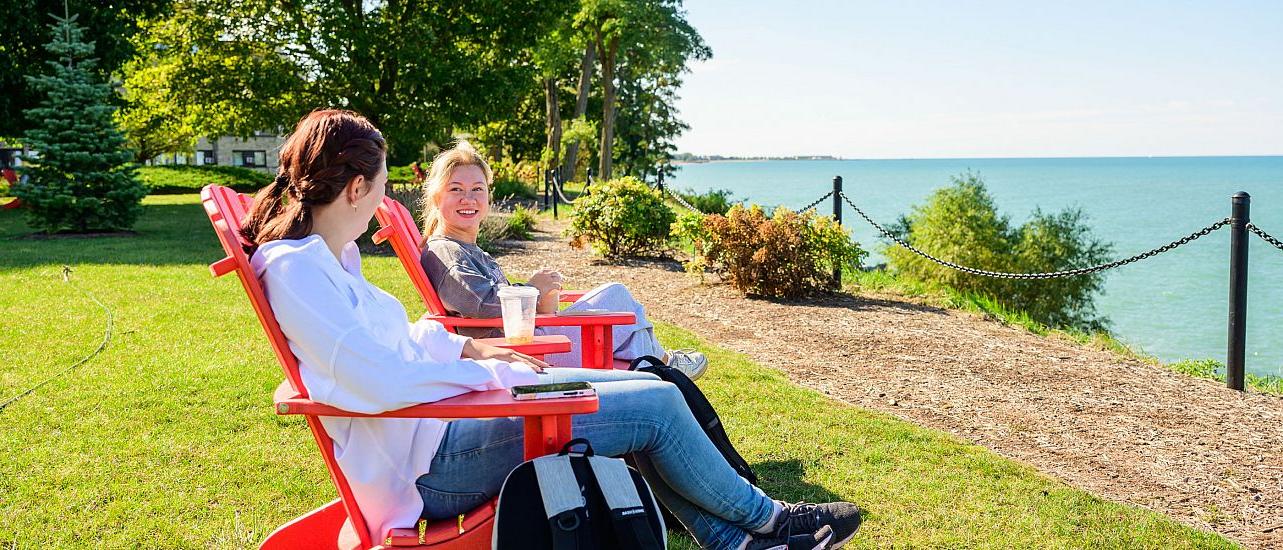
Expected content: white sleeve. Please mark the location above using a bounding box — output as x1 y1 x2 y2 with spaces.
262 258 538 414
407 319 473 364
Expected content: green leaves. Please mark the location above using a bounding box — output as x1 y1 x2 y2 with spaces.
16 11 146 233
568 176 675 257
885 172 1114 330
682 204 867 298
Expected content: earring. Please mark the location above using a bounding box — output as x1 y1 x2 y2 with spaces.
351 202 358 210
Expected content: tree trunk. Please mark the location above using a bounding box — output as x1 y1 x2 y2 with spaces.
597 36 618 180
560 39 596 182
544 77 561 179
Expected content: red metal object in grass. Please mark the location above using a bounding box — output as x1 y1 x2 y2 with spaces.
201 184 597 549
1 169 20 210
373 198 634 370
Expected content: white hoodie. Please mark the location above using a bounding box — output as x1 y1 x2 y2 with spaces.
251 235 539 540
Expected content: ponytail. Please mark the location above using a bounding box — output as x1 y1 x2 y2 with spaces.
237 109 386 246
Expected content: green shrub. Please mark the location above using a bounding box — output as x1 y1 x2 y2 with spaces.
492 178 537 200
674 187 738 214
506 204 537 239
885 172 1113 330
676 204 866 298
569 176 675 257
137 165 272 194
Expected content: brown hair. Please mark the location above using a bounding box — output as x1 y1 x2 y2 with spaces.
240 109 386 244
421 140 493 237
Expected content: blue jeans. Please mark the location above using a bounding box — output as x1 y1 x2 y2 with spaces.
415 368 774 550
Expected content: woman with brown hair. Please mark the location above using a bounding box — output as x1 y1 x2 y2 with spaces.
244 109 861 550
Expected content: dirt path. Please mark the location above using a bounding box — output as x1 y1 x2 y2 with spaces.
494 222 1283 549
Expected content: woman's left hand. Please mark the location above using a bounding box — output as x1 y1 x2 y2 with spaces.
461 339 551 372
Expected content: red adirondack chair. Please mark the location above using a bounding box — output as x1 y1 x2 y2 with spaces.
1 169 21 209
201 184 599 549
372 197 636 370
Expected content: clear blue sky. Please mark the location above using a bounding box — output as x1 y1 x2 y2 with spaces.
672 0 1283 159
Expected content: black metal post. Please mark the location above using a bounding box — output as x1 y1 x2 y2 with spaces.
1227 191 1250 391
656 169 665 193
542 170 550 211
584 167 593 196
551 170 559 219
832 175 843 289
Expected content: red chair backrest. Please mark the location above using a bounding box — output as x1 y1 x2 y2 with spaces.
374 198 450 317
200 184 376 549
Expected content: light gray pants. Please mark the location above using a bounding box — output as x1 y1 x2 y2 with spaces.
537 282 666 368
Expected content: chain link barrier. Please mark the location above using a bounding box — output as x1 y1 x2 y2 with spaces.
661 186 706 214
550 177 576 204
1247 222 1283 252
837 191 1231 280
797 190 834 213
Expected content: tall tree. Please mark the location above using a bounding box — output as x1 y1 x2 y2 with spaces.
611 1 709 180
141 0 564 163
577 0 707 180
116 40 197 163
559 39 597 182
0 0 170 140
16 8 147 233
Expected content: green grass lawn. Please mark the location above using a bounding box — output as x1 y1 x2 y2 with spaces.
0 195 1235 548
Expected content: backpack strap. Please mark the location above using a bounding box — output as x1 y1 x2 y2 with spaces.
587 456 663 550
628 355 667 371
533 456 587 550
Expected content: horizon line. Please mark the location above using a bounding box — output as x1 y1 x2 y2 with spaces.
676 153 1283 162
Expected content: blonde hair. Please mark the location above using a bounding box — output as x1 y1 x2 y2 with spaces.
421 140 493 238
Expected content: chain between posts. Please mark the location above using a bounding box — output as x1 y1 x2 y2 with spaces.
662 186 836 216
1247 222 1283 252
662 186 704 214
552 177 575 204
838 191 1231 280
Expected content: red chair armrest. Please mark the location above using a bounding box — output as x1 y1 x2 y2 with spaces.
423 312 636 328
273 381 598 418
473 334 571 356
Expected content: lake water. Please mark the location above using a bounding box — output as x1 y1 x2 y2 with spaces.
668 157 1283 378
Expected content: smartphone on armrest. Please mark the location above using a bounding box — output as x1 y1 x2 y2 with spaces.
510 381 596 400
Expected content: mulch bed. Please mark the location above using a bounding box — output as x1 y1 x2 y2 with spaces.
493 221 1283 549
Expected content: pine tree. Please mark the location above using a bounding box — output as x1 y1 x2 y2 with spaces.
15 4 147 233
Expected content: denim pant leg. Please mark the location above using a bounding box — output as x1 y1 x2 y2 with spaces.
417 374 773 550
414 369 661 518
546 372 774 549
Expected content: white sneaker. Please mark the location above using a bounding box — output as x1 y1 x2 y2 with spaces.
667 349 709 380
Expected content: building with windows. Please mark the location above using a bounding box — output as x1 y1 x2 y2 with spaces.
149 132 285 172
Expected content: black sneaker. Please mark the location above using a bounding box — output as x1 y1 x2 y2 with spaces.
772 502 862 548
745 525 834 550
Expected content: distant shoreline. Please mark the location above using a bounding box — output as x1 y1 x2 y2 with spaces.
672 154 1283 165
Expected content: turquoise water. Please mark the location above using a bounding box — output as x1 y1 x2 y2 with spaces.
668 157 1283 378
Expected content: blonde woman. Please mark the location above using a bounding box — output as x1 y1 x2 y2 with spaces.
417 141 708 378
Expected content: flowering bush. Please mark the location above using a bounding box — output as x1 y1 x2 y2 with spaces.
675 204 866 298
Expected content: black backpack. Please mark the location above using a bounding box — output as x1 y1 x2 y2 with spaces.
493 439 666 550
629 355 758 485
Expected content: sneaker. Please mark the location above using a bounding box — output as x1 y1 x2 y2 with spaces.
745 525 834 550
772 502 862 549
667 349 709 380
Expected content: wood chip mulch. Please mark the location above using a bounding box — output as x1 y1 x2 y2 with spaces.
493 221 1283 549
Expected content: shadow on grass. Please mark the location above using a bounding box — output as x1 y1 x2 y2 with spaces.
752 459 847 505
0 201 222 268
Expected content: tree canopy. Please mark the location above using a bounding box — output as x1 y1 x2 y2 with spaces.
0 0 169 140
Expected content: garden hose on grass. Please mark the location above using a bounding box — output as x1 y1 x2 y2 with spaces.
0 266 112 413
